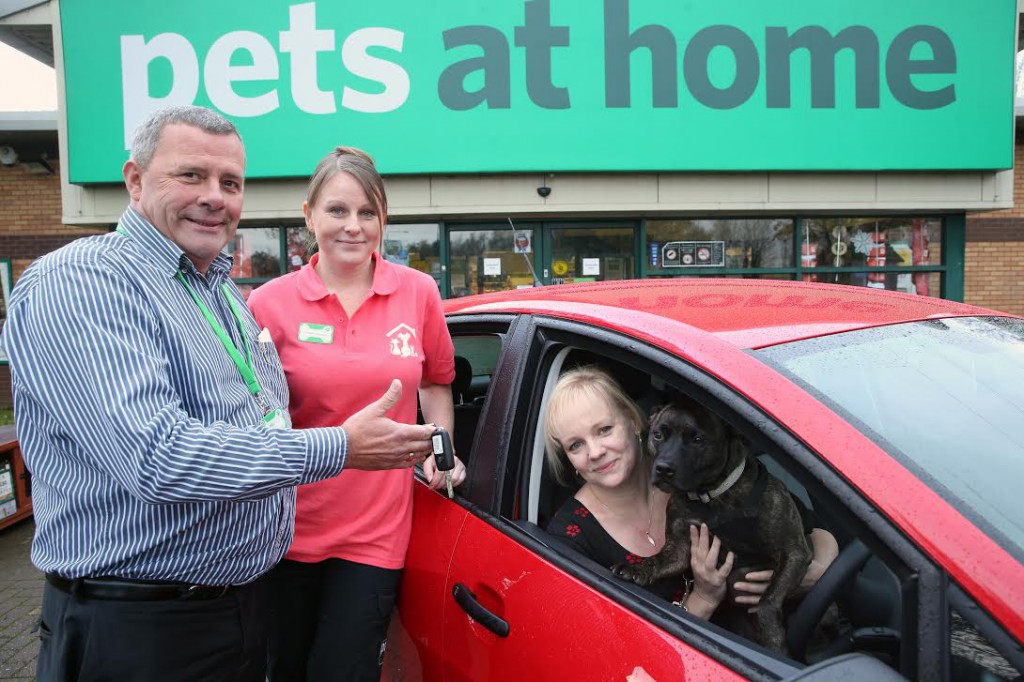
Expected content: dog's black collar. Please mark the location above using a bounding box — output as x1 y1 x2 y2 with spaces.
686 459 746 504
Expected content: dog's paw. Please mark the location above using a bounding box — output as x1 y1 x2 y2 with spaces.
612 562 655 586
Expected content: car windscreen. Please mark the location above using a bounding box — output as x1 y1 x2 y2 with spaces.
755 316 1024 563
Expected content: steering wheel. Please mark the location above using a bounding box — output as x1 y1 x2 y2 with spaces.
786 538 872 661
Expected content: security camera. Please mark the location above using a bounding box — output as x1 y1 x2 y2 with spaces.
537 186 551 198
0 146 18 166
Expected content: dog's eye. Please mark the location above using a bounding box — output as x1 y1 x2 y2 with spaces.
651 430 663 442
692 435 705 444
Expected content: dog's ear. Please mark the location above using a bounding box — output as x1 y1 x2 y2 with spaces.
728 434 751 462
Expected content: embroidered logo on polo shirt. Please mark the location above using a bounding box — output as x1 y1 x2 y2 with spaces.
298 323 334 344
386 323 418 358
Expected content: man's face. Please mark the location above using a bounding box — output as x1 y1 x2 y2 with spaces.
123 123 246 274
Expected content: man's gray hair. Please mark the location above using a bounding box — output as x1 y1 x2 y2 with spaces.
130 105 242 168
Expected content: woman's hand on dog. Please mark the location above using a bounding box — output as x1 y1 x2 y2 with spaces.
732 570 773 612
731 528 840 613
686 523 734 619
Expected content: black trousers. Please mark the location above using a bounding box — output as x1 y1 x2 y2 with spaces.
266 558 402 682
36 578 268 682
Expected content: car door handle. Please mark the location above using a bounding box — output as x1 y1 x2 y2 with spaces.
452 583 510 638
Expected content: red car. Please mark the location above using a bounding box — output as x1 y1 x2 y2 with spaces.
385 279 1024 681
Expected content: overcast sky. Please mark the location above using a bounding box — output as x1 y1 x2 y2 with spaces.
0 41 56 111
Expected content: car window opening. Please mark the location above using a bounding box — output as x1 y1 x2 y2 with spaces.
524 344 913 674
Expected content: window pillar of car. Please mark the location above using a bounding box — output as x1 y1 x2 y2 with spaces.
452 315 534 514
526 345 573 527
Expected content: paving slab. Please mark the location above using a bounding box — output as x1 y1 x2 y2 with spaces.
0 519 40 680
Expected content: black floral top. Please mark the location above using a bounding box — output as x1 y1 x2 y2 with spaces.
546 497 686 602
546 486 819 605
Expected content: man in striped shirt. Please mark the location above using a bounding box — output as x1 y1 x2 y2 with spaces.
0 105 435 681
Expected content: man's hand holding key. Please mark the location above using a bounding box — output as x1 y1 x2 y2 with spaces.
341 380 436 470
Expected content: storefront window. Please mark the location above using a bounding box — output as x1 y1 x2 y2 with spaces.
382 223 442 287
646 219 794 273
449 228 538 297
229 227 283 279
286 226 313 272
549 226 634 284
230 215 949 301
803 218 942 295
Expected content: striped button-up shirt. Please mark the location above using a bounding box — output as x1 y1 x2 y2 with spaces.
1 208 348 585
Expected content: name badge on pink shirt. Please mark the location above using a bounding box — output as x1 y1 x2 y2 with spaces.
298 323 334 344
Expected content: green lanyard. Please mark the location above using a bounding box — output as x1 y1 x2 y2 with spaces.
116 222 267 408
174 272 264 402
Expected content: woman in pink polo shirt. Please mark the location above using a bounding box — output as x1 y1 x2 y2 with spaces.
248 147 464 681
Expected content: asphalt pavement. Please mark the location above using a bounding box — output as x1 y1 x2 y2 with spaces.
0 518 40 680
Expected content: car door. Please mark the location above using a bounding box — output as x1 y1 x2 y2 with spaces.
391 315 774 681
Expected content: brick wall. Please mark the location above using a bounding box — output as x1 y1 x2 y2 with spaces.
964 219 1024 316
1 158 107 409
964 134 1024 316
0 159 107 277
974 141 1024 220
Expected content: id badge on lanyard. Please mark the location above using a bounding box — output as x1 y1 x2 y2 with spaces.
262 408 289 430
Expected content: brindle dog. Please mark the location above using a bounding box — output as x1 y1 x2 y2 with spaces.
614 398 812 654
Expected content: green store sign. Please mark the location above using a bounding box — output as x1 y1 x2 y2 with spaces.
59 0 1016 183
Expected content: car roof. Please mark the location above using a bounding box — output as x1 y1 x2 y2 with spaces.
444 278 1008 349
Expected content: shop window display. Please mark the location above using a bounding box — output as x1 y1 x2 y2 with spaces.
645 216 944 298
803 218 942 295
226 215 948 301
646 219 795 273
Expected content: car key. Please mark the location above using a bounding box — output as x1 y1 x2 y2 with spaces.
431 427 456 499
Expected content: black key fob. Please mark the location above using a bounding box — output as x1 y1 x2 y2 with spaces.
431 427 455 471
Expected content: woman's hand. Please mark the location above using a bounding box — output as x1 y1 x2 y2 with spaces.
732 528 840 612
422 454 467 492
685 523 734 619
732 570 772 612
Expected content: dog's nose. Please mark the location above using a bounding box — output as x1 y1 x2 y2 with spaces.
654 462 675 481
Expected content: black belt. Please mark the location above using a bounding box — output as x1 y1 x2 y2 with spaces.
45 573 232 601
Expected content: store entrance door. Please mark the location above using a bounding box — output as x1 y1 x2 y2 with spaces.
544 225 636 285
445 222 637 298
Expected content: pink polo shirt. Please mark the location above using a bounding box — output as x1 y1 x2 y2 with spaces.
248 252 454 568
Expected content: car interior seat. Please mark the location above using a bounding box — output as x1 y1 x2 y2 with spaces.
452 355 481 462
452 355 473 405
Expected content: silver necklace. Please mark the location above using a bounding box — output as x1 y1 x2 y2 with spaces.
643 492 657 546
590 486 657 547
